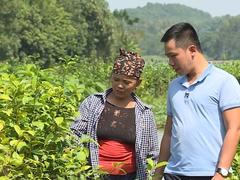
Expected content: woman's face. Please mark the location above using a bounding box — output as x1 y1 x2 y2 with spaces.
110 73 140 99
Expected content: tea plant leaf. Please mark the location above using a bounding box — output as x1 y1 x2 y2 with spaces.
0 120 5 131
26 130 36 136
13 125 23 137
2 109 13 116
79 165 91 172
54 117 64 126
147 158 154 170
32 121 45 130
22 96 34 105
77 151 87 162
0 94 11 101
10 140 19 147
155 161 168 168
45 133 54 145
0 144 9 152
33 155 39 161
11 152 24 166
0 176 10 180
17 141 28 151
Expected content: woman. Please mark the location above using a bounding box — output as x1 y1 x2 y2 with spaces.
71 48 159 180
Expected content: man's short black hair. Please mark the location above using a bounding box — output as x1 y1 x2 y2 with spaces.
161 22 202 52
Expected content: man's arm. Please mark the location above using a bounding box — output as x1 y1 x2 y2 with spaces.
213 107 240 180
153 115 172 179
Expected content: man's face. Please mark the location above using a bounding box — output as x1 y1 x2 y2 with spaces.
164 39 193 75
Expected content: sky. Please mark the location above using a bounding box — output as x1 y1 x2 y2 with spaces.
106 0 240 17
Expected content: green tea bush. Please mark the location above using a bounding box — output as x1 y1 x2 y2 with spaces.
0 62 107 179
0 58 239 179
217 61 240 180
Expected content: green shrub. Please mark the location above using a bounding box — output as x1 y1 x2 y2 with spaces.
1 58 239 178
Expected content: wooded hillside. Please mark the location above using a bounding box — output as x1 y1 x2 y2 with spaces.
123 3 240 60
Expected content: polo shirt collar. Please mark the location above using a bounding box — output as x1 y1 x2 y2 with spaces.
179 63 214 87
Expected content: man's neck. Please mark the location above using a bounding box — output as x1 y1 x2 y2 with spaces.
187 55 208 84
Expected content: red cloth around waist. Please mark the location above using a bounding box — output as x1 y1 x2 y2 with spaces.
98 139 136 175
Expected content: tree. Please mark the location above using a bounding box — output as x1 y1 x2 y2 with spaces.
112 9 141 53
0 0 22 59
58 0 118 59
0 0 77 67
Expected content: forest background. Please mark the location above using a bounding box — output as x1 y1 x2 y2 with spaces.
0 0 239 179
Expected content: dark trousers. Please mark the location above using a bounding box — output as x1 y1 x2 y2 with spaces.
102 172 136 180
164 173 213 180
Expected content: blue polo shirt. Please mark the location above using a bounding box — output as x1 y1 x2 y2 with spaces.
165 64 240 176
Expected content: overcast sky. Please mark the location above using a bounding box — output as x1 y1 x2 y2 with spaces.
106 0 240 17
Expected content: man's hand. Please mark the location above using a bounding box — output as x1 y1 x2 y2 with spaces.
152 167 164 180
211 173 225 180
152 173 163 180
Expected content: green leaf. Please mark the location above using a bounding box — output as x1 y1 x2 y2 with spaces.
51 155 56 161
32 121 45 130
147 158 154 170
13 125 23 137
0 120 5 131
54 117 64 126
45 133 54 145
11 152 24 166
10 140 19 147
17 141 27 151
42 155 47 160
0 176 10 180
75 165 91 174
155 161 168 169
76 151 87 161
33 155 39 161
2 109 13 116
44 161 50 168
0 94 11 101
0 144 9 152
26 130 36 136
22 96 34 104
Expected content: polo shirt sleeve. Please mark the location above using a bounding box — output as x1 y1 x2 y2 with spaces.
219 75 240 111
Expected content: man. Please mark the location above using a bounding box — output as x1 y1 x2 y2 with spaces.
155 22 240 180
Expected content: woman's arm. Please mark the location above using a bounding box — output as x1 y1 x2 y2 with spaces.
153 115 172 179
147 110 160 162
70 95 93 137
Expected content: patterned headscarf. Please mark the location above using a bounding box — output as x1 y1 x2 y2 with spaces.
112 48 145 78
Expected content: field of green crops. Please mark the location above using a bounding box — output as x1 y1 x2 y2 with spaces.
0 58 239 179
